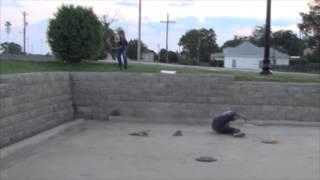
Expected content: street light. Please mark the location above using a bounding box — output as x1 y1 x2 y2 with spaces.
260 0 272 75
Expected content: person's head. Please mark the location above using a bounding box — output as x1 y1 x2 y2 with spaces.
116 28 126 39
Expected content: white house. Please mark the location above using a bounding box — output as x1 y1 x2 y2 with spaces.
223 41 290 70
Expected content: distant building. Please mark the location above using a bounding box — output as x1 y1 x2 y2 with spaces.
141 50 155 62
223 41 290 70
209 53 224 67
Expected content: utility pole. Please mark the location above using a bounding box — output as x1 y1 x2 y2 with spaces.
22 11 28 54
160 13 175 63
137 0 142 61
260 0 272 75
5 21 11 54
0 0 2 45
197 38 201 63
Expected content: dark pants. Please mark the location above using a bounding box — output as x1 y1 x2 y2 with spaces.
213 126 240 134
117 46 128 69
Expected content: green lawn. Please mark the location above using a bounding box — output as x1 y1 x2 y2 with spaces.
1 60 319 83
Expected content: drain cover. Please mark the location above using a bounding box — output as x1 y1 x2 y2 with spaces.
261 140 279 144
195 156 217 162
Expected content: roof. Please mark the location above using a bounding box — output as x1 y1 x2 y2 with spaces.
223 41 289 59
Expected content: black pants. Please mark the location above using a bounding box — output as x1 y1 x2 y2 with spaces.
214 126 240 134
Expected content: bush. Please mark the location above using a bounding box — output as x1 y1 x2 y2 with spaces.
168 51 178 63
47 5 103 63
303 50 320 64
178 55 199 65
127 39 148 60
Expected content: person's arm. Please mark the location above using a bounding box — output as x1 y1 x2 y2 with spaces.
236 113 249 122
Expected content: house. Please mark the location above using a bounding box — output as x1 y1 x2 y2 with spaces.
223 41 290 70
141 50 155 62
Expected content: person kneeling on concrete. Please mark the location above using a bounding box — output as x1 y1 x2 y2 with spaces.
211 111 246 137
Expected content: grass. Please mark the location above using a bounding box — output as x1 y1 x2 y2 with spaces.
0 59 319 83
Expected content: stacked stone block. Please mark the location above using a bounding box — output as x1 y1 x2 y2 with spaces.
1 72 319 148
71 72 320 123
0 72 74 148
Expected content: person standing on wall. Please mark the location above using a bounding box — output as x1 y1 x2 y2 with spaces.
115 28 128 70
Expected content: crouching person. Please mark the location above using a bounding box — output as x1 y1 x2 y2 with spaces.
211 111 245 137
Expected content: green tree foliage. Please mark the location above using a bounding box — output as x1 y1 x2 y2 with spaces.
168 51 178 63
159 49 167 62
223 27 304 56
47 5 103 63
222 35 249 49
179 28 219 63
96 20 116 60
249 26 266 47
272 30 304 56
178 54 199 65
0 42 22 54
299 0 320 63
127 39 148 60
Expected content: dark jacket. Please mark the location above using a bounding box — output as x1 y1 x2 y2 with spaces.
118 37 128 50
211 111 237 130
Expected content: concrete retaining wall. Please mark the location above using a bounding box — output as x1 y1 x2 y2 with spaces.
1 72 319 147
0 73 74 148
71 72 320 123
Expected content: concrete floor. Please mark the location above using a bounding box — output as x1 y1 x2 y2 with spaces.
1 120 319 180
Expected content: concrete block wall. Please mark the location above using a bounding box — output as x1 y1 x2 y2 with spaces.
0 72 74 148
1 72 319 148
71 72 320 123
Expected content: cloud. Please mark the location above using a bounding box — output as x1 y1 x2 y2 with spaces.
0 0 310 54
272 24 300 33
169 0 195 7
232 27 254 37
115 0 139 8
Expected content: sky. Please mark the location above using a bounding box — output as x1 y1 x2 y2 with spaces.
0 0 311 55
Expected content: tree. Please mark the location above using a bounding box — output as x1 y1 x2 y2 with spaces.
127 39 148 60
95 19 116 60
159 49 167 62
298 0 320 63
271 30 304 56
168 51 178 63
222 35 249 48
222 28 304 56
179 28 219 63
47 5 103 63
0 42 22 54
249 26 267 47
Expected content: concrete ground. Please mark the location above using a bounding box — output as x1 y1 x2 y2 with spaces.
1 120 319 180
